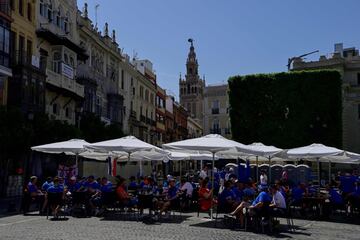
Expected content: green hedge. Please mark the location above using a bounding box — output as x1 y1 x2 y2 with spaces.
228 70 342 148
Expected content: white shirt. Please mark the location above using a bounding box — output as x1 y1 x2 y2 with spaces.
272 191 286 209
199 170 207 179
260 174 268 185
180 182 193 197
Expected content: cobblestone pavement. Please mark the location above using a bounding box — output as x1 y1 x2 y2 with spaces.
0 212 360 240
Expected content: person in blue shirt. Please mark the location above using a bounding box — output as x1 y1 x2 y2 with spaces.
340 174 357 195
219 180 237 212
27 176 39 196
243 182 256 199
41 177 53 192
128 176 138 191
100 177 113 193
251 186 272 207
46 177 64 217
84 175 100 192
159 179 179 217
232 181 244 203
291 183 305 205
328 186 344 206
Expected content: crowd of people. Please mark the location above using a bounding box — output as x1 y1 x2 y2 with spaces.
22 166 360 227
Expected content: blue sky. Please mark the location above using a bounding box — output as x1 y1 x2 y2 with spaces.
78 0 360 99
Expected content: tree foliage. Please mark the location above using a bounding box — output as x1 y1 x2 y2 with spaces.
0 108 124 158
228 70 342 148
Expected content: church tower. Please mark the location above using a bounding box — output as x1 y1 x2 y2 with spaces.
179 39 205 126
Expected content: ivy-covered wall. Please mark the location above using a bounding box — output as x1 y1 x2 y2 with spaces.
228 70 342 149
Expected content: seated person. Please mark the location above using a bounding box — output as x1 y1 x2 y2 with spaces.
290 183 305 206
348 181 360 210
158 179 179 217
23 176 43 214
327 185 343 206
180 178 194 198
306 182 317 197
243 182 256 199
46 177 65 217
198 179 213 212
340 173 357 197
218 180 237 212
232 181 245 203
116 177 137 209
66 176 78 193
42 177 53 192
84 175 100 193
269 184 287 213
230 185 271 227
128 176 138 191
248 185 272 217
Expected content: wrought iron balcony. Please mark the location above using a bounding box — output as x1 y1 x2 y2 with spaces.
212 108 219 114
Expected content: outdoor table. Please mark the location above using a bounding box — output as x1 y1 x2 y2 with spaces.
137 192 154 210
302 196 327 217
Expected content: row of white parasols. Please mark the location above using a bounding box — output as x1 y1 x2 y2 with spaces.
31 134 360 219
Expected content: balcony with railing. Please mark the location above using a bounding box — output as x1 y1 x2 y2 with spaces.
46 68 84 97
211 108 219 114
11 51 46 72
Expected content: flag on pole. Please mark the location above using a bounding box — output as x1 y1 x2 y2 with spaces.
112 157 117 177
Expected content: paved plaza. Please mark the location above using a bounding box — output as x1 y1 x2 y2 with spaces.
0 212 360 240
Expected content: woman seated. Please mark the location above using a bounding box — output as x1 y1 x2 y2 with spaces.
198 178 214 212
116 177 137 210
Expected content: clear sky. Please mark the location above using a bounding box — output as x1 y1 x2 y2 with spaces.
78 0 360 99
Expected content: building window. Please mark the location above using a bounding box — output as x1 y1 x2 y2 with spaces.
150 93 154 105
357 73 360 86
52 51 61 73
145 89 149 101
26 39 32 63
358 104 360 119
19 0 23 16
27 3 32 21
121 70 124 89
47 3 53 22
0 25 10 68
65 107 70 118
212 100 219 114
39 0 44 16
131 77 133 86
10 0 15 10
140 86 143 98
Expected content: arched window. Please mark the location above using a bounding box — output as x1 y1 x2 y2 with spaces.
187 84 190 94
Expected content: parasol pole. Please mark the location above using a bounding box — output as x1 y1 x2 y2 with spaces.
210 151 215 220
